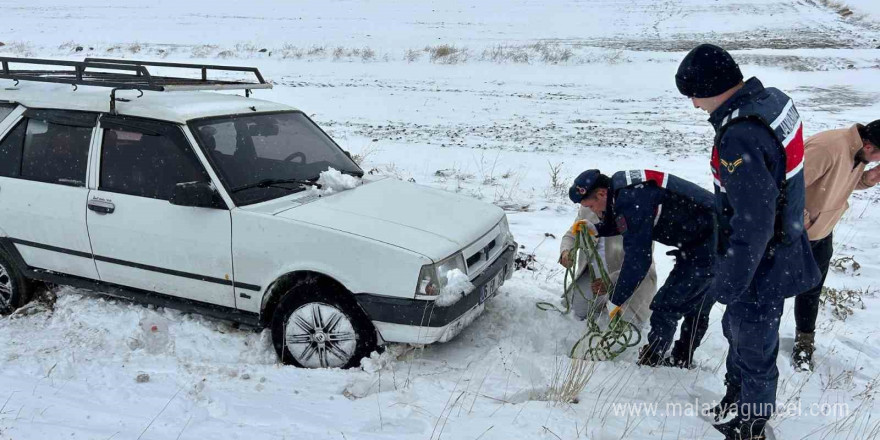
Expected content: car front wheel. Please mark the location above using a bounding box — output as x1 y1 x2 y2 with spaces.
271 279 377 369
0 250 30 315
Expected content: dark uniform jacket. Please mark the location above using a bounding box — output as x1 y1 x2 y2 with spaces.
708 77 820 305
597 170 715 306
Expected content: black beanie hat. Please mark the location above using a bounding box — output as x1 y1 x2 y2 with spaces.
858 120 880 146
676 44 744 98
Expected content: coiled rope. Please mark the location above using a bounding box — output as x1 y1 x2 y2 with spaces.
537 222 641 361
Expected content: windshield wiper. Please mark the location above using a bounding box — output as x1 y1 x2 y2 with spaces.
231 178 322 194
341 169 364 178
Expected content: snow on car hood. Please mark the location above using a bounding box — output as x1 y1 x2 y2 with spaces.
274 178 504 260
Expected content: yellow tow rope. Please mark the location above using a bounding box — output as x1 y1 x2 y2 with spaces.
537 221 642 361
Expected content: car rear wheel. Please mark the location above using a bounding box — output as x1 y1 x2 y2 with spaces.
0 250 30 315
271 279 377 369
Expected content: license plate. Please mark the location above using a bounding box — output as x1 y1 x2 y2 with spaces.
479 270 505 304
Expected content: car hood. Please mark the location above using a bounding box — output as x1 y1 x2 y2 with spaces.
273 178 504 260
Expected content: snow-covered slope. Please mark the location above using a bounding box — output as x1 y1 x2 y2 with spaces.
845 0 880 19
1 1 879 439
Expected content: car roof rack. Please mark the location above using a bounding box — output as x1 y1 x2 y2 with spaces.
0 56 272 92
0 57 273 113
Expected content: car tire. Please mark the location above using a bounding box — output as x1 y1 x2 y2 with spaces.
0 249 31 315
271 278 377 369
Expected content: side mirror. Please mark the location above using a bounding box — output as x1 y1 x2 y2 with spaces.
170 182 224 209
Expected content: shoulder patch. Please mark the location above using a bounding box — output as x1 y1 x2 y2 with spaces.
720 157 744 174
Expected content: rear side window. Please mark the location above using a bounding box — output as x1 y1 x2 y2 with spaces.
100 120 210 201
0 120 25 178
20 119 92 187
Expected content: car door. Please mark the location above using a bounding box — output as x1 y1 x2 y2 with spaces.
0 107 99 279
86 115 235 308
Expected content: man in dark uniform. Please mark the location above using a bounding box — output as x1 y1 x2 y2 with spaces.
569 169 717 368
676 43 821 440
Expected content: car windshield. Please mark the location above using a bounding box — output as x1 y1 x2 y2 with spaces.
189 111 362 205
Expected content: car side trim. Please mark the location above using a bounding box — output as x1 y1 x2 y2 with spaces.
8 237 94 259
6 237 261 291
36 269 261 327
0 237 261 327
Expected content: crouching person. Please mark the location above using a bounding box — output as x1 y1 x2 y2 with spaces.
579 169 717 368
559 171 656 328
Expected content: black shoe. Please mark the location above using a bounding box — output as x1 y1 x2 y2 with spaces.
712 416 741 438
734 419 768 440
636 345 670 367
792 331 815 372
666 346 695 369
666 338 697 369
706 381 740 424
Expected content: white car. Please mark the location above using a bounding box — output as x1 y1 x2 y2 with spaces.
0 57 515 368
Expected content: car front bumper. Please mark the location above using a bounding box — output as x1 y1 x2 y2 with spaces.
355 244 516 345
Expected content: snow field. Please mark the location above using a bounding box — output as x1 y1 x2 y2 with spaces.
1 0 880 439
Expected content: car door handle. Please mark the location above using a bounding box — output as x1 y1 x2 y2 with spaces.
88 200 115 214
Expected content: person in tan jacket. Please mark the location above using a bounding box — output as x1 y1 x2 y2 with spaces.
558 203 656 327
792 120 880 371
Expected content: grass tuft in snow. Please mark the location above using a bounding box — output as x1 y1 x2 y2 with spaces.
820 286 871 321
427 44 469 64
546 355 597 404
545 161 569 201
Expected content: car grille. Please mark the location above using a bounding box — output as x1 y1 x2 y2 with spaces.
463 226 504 278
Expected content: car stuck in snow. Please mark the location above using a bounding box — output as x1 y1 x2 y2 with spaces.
0 57 516 368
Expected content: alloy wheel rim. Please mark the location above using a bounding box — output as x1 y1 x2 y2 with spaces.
285 302 357 368
0 264 13 312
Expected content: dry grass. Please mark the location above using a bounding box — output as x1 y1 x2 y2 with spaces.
546 355 597 404
57 41 78 52
811 0 855 17
545 161 568 200
427 44 469 64
404 48 421 63
190 44 217 58
6 40 634 66
1 41 35 57
480 42 574 64
830 255 861 273
350 143 381 167
281 44 305 59
531 42 574 63
481 45 531 63
820 287 870 321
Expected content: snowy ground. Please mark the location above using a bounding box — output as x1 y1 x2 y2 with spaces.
1 1 879 439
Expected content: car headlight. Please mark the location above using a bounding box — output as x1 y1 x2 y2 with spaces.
499 215 513 244
416 253 467 298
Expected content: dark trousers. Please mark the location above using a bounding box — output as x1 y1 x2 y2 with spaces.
647 238 715 355
672 295 713 356
723 296 784 421
794 234 833 333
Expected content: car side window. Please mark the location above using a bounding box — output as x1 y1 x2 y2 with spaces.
21 117 93 187
100 118 210 201
0 120 26 178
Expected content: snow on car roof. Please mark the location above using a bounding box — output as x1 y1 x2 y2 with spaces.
0 83 294 123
